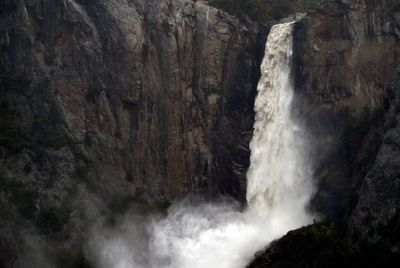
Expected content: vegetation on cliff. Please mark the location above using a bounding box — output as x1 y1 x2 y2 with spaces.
209 0 320 22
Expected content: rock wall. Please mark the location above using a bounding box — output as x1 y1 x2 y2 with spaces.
0 0 266 265
0 0 266 208
293 0 399 224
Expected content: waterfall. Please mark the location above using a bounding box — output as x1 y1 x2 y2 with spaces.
88 21 315 268
246 21 314 229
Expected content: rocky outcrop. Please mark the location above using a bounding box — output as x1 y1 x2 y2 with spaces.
248 221 400 268
0 0 266 265
346 0 400 246
349 52 400 242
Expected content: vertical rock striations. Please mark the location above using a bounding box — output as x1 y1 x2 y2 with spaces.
0 0 266 207
292 0 399 225
0 0 266 265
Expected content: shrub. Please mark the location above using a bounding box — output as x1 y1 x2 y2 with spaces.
209 0 320 23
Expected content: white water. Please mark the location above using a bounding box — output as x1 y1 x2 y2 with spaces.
246 21 314 228
88 21 315 268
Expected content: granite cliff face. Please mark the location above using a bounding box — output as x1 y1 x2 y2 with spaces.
293 0 399 225
0 0 266 265
0 0 266 204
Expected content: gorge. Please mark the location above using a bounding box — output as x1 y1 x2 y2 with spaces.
1 0 400 267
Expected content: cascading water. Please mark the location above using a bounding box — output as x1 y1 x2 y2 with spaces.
88 21 316 268
246 21 315 230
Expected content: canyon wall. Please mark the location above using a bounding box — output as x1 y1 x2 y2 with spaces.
2 0 400 266
293 0 399 227
0 0 266 265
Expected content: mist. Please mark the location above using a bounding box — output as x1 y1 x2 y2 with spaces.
86 198 285 268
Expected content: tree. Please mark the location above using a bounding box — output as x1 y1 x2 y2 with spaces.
208 0 320 23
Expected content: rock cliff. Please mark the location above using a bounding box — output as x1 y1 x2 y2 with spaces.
2 0 400 266
0 0 266 265
293 0 399 226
